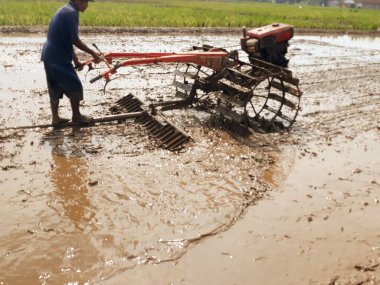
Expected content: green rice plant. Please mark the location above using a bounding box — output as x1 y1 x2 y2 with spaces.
0 0 379 30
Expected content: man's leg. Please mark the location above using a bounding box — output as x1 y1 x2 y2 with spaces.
50 98 70 126
44 63 70 126
50 98 60 124
70 98 94 124
59 66 94 124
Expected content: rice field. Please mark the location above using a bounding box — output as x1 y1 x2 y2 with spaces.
0 0 379 30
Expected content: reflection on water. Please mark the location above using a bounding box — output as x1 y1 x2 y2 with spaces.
0 126 257 284
48 128 94 232
51 154 91 230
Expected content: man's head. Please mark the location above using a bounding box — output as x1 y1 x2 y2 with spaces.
73 0 94 12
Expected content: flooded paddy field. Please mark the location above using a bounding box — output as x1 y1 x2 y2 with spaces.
0 33 379 284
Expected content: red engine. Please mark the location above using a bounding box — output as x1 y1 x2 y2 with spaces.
241 23 294 67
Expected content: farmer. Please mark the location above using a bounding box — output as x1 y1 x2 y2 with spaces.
41 0 101 126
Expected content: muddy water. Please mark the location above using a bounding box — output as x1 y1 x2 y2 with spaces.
0 33 379 284
0 34 273 284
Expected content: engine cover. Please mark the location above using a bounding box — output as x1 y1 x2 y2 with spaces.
246 23 293 46
241 23 294 67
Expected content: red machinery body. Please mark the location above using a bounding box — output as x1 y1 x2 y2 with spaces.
89 23 295 83
241 23 294 67
89 50 232 83
85 23 302 148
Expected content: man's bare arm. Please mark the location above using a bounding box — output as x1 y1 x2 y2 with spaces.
73 37 101 63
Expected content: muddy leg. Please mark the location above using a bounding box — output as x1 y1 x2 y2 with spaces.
70 98 94 124
50 99 69 126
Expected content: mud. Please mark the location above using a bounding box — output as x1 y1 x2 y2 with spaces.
0 34 379 285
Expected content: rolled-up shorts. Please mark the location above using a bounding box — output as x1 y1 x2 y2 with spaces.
44 62 83 101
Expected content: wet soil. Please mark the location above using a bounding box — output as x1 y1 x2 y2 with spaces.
2 26 380 36
0 33 379 284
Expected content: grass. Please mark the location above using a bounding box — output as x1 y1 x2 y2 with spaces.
0 0 379 30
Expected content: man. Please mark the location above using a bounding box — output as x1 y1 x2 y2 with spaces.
41 0 101 126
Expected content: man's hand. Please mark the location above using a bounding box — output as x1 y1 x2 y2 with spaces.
92 53 102 64
74 62 84 71
73 50 84 71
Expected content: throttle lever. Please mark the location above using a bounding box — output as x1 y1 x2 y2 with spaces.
92 43 111 68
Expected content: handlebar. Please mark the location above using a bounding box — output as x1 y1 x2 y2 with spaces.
90 74 104 84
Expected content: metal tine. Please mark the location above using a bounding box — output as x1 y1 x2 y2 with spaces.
166 136 190 150
150 124 172 137
162 132 182 144
168 137 190 150
111 103 130 112
147 121 161 130
120 100 142 110
156 128 175 141
110 95 134 112
137 116 152 124
159 118 190 139
110 94 191 151
161 132 183 147
131 107 143 113
147 121 162 130
115 99 135 110
155 127 175 140
115 93 134 105
118 99 134 109
120 94 134 103
144 120 158 129
149 121 162 132
109 105 121 112
135 103 144 110
126 103 143 113
142 117 155 124
125 93 141 103
159 129 178 142
118 95 144 110
162 132 184 146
